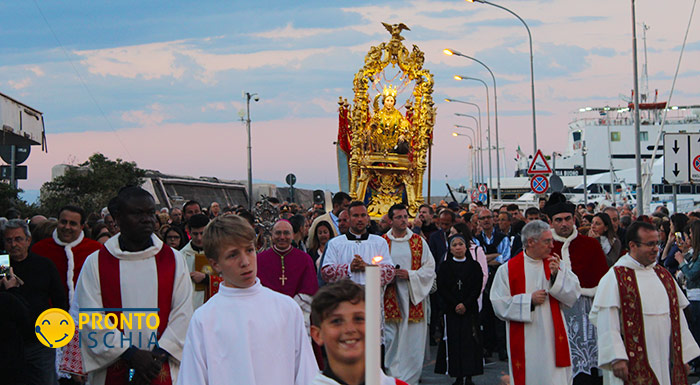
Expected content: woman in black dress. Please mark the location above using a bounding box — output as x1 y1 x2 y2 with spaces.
435 234 484 385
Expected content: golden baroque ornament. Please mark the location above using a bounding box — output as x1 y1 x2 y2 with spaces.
336 22 436 217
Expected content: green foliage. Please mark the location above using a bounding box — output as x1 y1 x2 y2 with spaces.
39 153 145 216
0 183 40 218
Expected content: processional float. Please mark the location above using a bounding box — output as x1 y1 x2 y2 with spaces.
337 22 437 218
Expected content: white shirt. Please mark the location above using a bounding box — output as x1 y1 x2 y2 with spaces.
177 279 318 385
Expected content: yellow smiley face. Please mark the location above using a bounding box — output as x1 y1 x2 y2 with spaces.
35 308 75 348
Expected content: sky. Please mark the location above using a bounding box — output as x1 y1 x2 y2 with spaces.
2 0 699 200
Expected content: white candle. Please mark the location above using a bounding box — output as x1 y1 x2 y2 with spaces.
365 260 381 385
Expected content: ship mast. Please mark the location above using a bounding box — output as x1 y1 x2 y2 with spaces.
641 22 650 103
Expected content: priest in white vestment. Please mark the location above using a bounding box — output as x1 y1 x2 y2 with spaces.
321 202 394 285
491 220 581 385
382 204 435 385
590 222 700 385
76 188 193 385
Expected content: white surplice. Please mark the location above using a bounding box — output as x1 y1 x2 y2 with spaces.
383 229 435 385
322 233 393 285
490 252 581 385
76 234 194 385
180 241 206 309
589 255 700 385
177 279 318 385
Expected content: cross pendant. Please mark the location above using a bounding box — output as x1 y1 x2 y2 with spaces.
280 273 287 286
457 279 463 290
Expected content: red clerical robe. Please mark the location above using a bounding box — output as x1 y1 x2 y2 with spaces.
32 231 102 298
257 246 318 298
552 233 608 289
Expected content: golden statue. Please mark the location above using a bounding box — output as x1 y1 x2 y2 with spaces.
336 22 436 217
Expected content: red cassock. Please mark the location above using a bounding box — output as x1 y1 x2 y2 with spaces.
552 235 609 288
32 237 102 298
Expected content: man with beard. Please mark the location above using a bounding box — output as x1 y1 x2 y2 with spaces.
411 204 439 240
76 187 193 385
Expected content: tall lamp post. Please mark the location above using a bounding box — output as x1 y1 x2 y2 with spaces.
454 124 482 188
446 99 490 193
243 91 259 211
454 75 492 187
454 112 484 184
443 49 501 199
452 132 476 189
465 0 537 154
630 0 644 215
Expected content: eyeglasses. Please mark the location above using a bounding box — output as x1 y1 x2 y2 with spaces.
634 241 658 248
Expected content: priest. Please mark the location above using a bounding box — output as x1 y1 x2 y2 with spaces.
491 220 581 385
76 187 193 385
544 193 609 384
180 213 211 309
32 205 102 378
258 220 318 333
321 201 394 285
590 221 700 385
382 204 435 385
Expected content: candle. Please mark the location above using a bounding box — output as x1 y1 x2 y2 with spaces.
365 256 383 385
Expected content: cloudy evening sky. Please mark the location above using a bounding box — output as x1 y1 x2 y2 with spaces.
2 0 699 198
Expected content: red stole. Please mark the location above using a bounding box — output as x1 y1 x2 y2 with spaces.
614 265 687 385
98 244 176 385
507 252 571 385
382 233 424 323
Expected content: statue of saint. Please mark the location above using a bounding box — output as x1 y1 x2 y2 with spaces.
367 85 411 154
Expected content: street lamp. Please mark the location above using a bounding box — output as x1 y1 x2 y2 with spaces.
454 113 484 184
454 75 492 186
464 0 538 155
242 91 259 210
443 50 501 200
630 0 644 215
452 131 476 189
446 99 485 186
454 124 482 187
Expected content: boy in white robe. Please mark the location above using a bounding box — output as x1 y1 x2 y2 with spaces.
177 215 318 385
309 280 408 385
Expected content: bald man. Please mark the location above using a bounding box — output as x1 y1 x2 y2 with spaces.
257 220 319 333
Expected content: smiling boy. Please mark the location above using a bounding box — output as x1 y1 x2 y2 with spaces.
177 215 318 385
310 280 407 385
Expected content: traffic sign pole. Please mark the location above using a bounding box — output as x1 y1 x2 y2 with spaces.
10 145 15 189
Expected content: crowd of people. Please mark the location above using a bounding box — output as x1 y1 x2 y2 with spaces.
2 187 700 385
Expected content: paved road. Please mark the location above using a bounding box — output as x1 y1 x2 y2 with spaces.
419 347 509 385
419 347 700 385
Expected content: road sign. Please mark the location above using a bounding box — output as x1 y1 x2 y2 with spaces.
478 193 488 203
0 165 27 180
663 133 700 184
527 149 552 174
0 145 30 165
530 175 549 194
692 135 700 182
285 173 296 186
478 184 487 193
471 190 478 202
